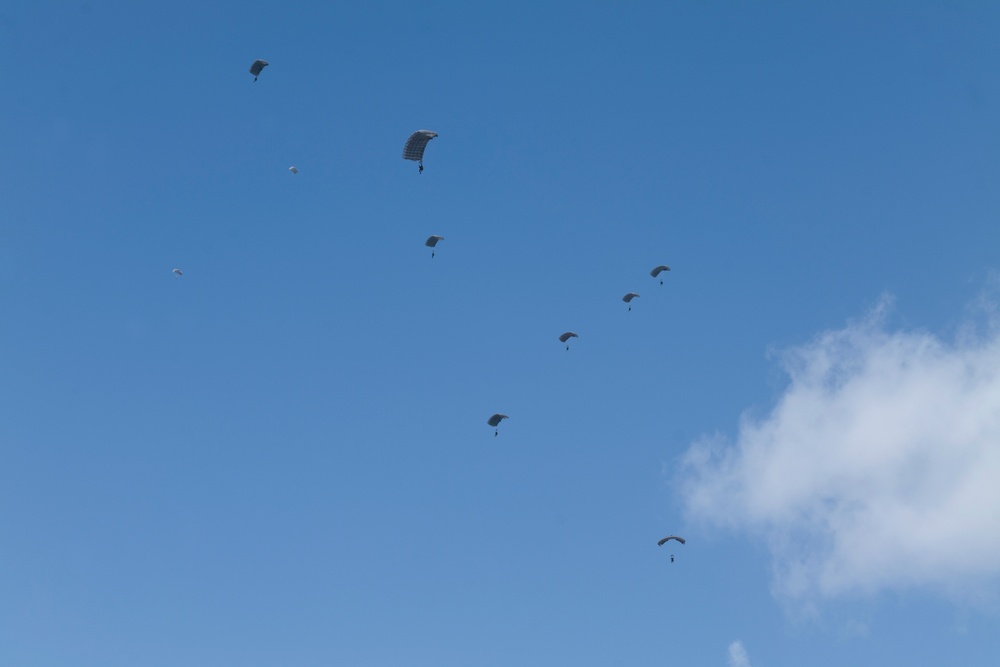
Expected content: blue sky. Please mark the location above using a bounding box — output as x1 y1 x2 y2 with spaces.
2 2 999 665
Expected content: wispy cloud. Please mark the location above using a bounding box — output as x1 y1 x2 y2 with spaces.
728 640 751 667
682 297 1000 606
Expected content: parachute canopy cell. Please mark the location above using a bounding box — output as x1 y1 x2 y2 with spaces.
249 59 268 79
657 536 686 546
403 130 438 162
623 292 640 303
650 265 671 278
487 413 508 427
558 332 579 343
425 235 444 248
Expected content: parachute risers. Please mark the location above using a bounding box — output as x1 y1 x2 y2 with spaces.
403 130 438 173
650 265 671 285
487 413 508 437
559 331 578 350
249 59 268 81
425 235 444 258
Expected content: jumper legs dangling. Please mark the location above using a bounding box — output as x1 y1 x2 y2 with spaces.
418 161 424 174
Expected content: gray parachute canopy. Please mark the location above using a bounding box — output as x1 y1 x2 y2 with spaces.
622 292 640 303
657 535 686 546
425 235 444 248
558 332 578 343
172 268 183 276
650 265 671 278
487 413 508 427
249 59 268 79
403 130 438 163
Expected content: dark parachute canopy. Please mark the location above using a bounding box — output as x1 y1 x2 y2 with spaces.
623 292 640 310
425 235 444 257
657 536 686 546
403 130 438 172
249 59 269 81
559 331 578 350
487 413 508 436
651 265 670 284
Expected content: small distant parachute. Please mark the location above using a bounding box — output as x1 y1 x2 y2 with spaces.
658 535 685 562
172 268 183 277
288 166 299 174
558 331 578 350
623 292 640 310
650 265 671 285
403 130 438 173
425 235 444 257
249 59 268 81
487 413 508 436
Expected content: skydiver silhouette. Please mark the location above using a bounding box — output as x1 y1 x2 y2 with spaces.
419 163 424 174
670 555 674 562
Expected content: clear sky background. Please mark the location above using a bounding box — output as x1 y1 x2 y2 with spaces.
2 2 999 665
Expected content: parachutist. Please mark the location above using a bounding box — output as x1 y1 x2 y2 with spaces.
419 163 424 174
671 555 674 562
404 130 437 171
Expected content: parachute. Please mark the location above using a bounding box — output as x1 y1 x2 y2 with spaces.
425 235 444 257
249 59 268 81
403 130 438 173
650 265 670 285
623 292 640 310
659 535 685 562
289 166 299 174
559 331 578 350
172 268 183 277
487 413 508 436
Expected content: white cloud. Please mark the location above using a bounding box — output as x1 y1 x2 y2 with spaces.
681 298 1000 605
728 640 751 667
